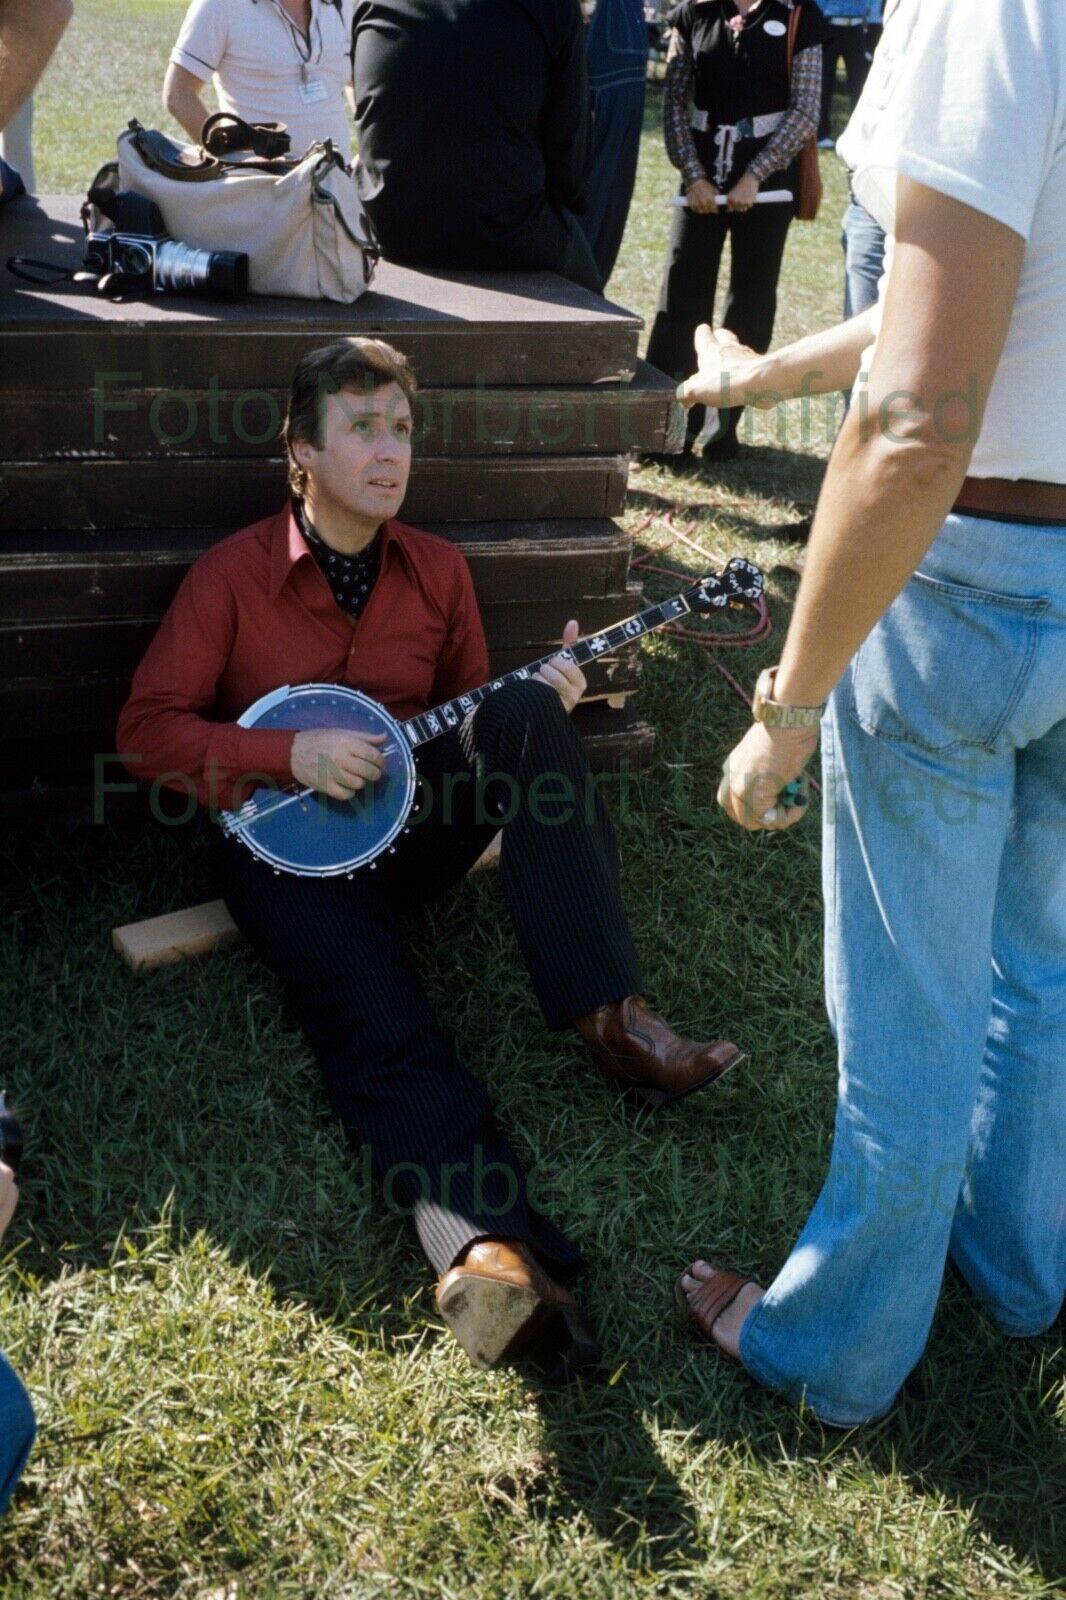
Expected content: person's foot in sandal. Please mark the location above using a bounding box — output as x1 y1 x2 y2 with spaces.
676 1259 765 1358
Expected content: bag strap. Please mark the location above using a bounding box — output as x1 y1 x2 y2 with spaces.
126 118 223 183
6 255 80 286
310 149 381 261
200 112 291 160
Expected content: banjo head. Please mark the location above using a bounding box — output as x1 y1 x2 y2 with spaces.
224 684 417 877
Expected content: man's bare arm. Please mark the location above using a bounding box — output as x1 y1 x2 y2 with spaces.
678 308 878 412
774 178 1025 707
163 60 209 142
0 0 72 130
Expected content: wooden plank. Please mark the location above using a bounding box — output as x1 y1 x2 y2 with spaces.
112 900 242 970
3 363 680 460
0 456 629 530
2 705 651 829
0 589 643 677
0 197 640 386
0 651 642 739
0 520 632 618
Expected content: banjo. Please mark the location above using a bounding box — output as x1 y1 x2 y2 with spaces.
219 557 764 877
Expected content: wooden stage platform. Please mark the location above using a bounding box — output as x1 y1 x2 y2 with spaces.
0 195 683 814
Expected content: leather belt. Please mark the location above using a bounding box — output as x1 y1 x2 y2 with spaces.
952 476 1066 526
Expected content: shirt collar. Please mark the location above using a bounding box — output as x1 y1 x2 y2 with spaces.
269 503 414 600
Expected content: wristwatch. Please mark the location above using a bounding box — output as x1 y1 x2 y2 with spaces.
751 666 825 730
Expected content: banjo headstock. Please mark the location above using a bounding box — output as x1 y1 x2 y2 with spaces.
685 557 764 613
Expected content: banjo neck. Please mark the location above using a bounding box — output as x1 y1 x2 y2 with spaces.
400 590 700 751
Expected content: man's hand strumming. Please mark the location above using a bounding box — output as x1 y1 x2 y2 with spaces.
291 728 389 800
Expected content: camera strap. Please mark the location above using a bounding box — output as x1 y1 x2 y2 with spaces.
6 256 82 285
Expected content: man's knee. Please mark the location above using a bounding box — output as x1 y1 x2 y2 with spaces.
480 676 566 735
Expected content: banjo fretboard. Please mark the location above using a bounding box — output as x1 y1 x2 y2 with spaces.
401 592 702 749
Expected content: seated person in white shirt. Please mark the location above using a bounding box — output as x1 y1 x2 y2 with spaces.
164 0 355 159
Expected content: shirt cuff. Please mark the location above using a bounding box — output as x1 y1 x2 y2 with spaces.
170 46 216 82
209 726 297 809
682 159 707 190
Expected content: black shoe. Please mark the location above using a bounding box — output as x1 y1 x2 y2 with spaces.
697 433 740 462
694 432 736 464
633 441 693 468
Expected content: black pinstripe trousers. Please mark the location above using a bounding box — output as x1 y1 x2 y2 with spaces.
213 680 642 1277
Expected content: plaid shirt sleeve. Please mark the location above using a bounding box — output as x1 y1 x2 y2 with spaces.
747 45 822 183
663 28 708 190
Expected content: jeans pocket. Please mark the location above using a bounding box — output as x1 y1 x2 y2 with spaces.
849 571 1048 754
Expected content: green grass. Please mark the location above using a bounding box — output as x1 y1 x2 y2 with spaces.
6 6 1065 1596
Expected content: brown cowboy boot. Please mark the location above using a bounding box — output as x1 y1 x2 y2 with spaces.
436 1239 599 1374
574 995 744 1108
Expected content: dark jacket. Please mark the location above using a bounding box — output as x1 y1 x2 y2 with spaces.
351 0 601 289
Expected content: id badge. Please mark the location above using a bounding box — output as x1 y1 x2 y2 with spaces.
299 77 329 104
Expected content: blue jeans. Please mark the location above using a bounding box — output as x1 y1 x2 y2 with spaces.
739 512 1066 1426
842 197 885 320
0 1350 34 1515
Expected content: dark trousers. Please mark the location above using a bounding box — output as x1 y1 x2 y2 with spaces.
646 196 794 447
213 680 641 1278
582 79 646 285
818 23 871 142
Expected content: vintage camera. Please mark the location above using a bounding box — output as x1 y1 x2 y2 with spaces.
0 1092 23 1176
84 189 248 298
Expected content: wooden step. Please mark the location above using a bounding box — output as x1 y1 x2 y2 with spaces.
0 584 644 678
2 363 681 460
1 196 641 388
0 455 629 530
0 648 642 743
1 702 653 829
0 520 634 617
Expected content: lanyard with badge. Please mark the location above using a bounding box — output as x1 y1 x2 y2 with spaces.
271 0 330 105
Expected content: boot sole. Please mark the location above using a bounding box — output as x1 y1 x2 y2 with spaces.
620 1047 747 1111
436 1274 599 1375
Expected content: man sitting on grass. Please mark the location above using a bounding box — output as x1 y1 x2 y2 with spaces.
117 336 744 1376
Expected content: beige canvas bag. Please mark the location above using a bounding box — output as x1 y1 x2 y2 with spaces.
114 116 379 302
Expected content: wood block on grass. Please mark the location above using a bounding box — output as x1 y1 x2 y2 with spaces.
112 835 504 968
111 899 242 970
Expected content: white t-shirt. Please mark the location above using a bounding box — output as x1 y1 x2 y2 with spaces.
172 0 354 161
838 0 1066 484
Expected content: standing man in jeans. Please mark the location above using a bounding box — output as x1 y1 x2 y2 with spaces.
0 1160 35 1515
817 0 871 147
675 0 1065 1425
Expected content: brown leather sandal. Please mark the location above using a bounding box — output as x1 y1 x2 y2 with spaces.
674 1265 757 1359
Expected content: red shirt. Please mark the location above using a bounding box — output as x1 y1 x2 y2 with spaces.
116 505 491 810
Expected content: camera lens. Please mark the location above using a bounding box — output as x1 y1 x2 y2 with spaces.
154 240 249 298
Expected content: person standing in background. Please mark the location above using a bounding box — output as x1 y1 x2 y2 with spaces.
816 0 870 147
580 0 648 285
0 0 71 197
164 0 355 158
0 95 34 192
644 0 827 463
839 0 894 322
351 0 601 291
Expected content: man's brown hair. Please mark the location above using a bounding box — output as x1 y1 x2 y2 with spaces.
284 337 419 496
